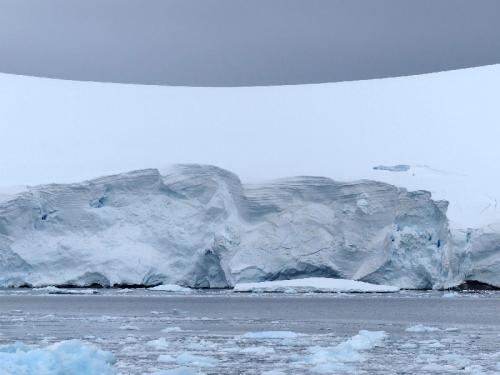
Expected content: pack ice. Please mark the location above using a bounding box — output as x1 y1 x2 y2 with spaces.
0 164 497 289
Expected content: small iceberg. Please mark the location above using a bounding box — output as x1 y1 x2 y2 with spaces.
405 324 440 333
35 286 98 295
148 284 192 293
233 278 399 293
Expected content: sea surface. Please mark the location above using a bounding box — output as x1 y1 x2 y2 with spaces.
0 289 499 374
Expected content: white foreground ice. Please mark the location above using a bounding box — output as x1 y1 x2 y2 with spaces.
0 338 207 375
1 298 499 375
291 330 387 373
0 340 116 375
233 278 399 293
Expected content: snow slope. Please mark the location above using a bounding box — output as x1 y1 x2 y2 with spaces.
368 165 499 229
1 65 500 230
0 164 458 289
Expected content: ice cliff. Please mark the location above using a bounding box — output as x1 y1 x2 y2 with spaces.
0 164 497 289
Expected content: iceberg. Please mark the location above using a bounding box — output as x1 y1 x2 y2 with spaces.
0 164 497 289
233 278 400 293
34 286 98 295
0 164 453 289
148 284 193 293
405 325 440 333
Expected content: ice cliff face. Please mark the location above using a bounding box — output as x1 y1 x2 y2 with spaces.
0 165 496 289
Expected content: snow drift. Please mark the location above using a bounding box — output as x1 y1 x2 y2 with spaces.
1 163 494 290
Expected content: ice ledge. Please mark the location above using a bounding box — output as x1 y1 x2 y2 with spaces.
233 278 400 293
0 164 497 290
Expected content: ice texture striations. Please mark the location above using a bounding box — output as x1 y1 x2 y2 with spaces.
0 164 497 289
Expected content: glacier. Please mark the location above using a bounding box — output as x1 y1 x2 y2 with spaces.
0 164 497 289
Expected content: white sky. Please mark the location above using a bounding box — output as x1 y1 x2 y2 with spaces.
1 66 500 227
1 65 499 185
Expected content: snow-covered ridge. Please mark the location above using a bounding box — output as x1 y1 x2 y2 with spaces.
0 164 497 289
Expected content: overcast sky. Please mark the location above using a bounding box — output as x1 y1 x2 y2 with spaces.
1 64 500 188
1 0 500 86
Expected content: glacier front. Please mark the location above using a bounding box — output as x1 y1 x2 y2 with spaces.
0 164 497 289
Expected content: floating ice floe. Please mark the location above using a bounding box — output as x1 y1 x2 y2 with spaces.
0 340 116 375
241 346 275 355
121 336 138 344
119 325 140 331
157 354 176 363
146 337 170 350
241 331 300 340
148 285 193 293
159 352 218 368
291 330 387 373
176 352 218 367
186 339 218 351
233 278 400 293
35 286 98 295
419 339 445 348
162 327 183 333
144 368 204 375
442 291 461 298
405 324 440 333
